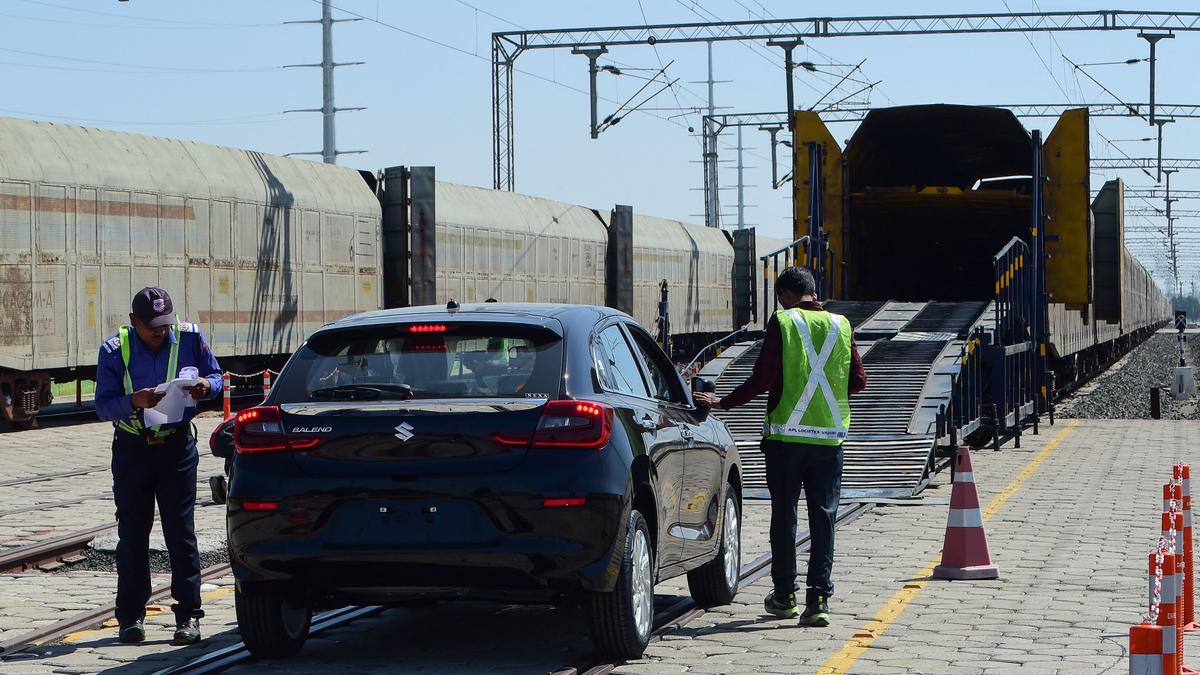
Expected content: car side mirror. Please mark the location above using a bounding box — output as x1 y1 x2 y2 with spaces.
691 377 715 394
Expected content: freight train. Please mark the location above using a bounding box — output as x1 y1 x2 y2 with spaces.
0 116 754 426
0 106 1172 429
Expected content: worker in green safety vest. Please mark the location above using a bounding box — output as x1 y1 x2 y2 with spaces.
695 267 866 627
94 287 223 646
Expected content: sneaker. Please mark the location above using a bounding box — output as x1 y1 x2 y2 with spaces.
798 595 830 627
172 618 201 646
763 590 799 618
118 619 145 644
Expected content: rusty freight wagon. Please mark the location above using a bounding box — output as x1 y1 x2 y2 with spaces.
0 117 382 426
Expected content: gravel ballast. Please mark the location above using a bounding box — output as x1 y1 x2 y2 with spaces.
1058 332 1200 420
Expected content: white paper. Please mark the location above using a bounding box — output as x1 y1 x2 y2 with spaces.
144 378 203 426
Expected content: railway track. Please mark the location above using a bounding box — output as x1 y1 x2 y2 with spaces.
0 562 233 656
68 502 871 674
0 523 115 574
0 466 109 489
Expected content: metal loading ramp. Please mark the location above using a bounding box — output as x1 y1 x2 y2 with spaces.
704 300 990 499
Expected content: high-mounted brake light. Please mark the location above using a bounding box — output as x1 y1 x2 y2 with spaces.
408 324 448 333
492 400 613 449
234 406 322 454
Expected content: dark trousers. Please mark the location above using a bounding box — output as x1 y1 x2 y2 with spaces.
762 438 843 605
111 429 203 625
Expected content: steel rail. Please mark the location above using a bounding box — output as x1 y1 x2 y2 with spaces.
0 523 115 574
0 562 233 656
0 466 108 489
557 501 875 675
155 605 386 675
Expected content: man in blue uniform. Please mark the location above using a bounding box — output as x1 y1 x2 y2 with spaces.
95 287 223 646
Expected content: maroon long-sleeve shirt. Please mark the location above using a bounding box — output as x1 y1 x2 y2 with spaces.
718 300 867 412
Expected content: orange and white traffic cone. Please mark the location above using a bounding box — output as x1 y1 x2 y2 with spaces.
1151 549 1180 675
933 446 999 580
1177 464 1198 632
1163 501 1193 675
263 370 272 399
1131 622 1168 675
222 372 232 420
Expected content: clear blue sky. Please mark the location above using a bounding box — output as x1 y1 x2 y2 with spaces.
4 0 1199 290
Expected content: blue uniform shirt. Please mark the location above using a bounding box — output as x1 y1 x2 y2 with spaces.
95 322 224 430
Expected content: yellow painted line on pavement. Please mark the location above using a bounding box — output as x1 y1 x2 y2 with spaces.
818 420 1079 674
60 586 233 645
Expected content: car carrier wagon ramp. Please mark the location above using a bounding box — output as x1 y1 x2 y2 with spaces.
702 300 990 499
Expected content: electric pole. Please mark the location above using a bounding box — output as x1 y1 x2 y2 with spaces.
285 0 367 163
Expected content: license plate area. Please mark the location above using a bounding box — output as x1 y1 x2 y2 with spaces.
326 499 501 547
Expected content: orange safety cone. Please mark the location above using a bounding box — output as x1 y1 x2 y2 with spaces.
1178 464 1198 633
1151 549 1181 675
222 372 232 420
263 370 272 399
933 446 999 580
1131 622 1167 675
1163 503 1193 675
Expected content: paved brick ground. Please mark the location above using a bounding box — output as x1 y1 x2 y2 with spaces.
615 419 1200 674
1 418 1197 673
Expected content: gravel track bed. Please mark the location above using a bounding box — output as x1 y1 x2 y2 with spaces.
54 545 230 574
1058 333 1200 420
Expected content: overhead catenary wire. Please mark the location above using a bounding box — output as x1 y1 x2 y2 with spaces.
0 46 280 74
319 0 693 133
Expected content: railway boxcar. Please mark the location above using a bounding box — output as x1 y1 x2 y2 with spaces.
433 181 608 306
0 116 381 424
0 118 751 426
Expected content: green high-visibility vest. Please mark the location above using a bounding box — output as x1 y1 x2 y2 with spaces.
115 323 180 437
764 308 852 445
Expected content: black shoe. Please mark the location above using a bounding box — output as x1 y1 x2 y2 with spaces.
798 594 830 627
118 619 145 644
172 618 201 646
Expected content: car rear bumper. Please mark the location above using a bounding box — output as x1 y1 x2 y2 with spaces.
227 448 632 601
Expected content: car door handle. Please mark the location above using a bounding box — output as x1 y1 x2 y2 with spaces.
638 414 658 430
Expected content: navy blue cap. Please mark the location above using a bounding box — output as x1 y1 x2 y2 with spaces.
131 287 177 328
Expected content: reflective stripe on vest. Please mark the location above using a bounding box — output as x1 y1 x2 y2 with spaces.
764 308 852 445
116 323 180 437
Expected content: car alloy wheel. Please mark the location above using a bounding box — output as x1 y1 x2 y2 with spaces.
631 526 653 639
722 493 740 592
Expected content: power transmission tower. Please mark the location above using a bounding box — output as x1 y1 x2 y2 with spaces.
285 0 366 163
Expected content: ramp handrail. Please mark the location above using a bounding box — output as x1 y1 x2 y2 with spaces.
759 235 837 320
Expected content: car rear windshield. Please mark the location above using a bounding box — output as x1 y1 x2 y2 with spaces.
271 322 564 403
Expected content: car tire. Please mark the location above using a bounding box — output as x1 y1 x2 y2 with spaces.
587 509 654 659
235 586 312 658
686 484 741 607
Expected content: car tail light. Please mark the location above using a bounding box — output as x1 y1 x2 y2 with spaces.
543 497 587 507
234 406 322 454
493 400 613 449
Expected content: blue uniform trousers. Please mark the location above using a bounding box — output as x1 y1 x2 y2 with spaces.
761 439 843 605
110 428 204 625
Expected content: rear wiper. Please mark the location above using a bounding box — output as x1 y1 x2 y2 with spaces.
309 383 413 401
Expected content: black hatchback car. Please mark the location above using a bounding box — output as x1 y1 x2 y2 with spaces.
226 303 741 659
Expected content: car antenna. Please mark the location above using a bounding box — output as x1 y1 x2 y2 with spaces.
447 298 459 314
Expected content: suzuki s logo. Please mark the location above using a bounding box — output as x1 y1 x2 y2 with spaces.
394 422 415 442
291 426 332 434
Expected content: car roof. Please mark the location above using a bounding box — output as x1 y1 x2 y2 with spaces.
319 303 631 333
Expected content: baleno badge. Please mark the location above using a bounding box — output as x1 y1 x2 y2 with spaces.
394 422 414 442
